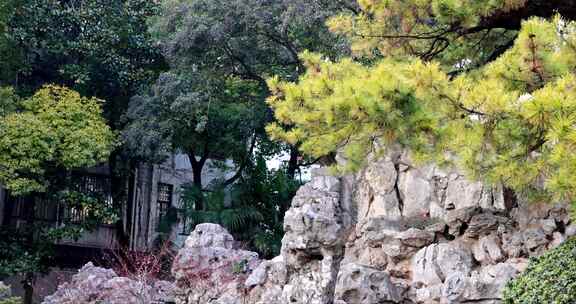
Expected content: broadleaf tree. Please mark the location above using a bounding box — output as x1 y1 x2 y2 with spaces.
0 85 116 303
0 0 166 246
123 0 354 197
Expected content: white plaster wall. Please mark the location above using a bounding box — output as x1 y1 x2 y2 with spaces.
149 153 235 247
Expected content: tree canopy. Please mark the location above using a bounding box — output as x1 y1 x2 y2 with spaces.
268 7 576 205
0 0 164 126
0 85 115 195
123 0 353 189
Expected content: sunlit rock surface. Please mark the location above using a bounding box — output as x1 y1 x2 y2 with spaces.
44 151 574 303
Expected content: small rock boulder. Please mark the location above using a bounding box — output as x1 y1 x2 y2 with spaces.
412 242 474 285
335 263 401 304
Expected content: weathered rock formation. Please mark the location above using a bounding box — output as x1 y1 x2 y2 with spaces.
41 262 174 304
242 150 575 304
171 223 260 304
45 150 575 303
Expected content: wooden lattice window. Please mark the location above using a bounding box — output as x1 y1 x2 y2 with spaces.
157 183 173 222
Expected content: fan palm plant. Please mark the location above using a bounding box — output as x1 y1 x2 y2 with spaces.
180 157 300 258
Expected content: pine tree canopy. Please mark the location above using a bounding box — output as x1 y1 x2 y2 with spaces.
267 8 576 205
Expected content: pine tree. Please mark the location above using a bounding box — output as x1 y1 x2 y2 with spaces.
268 6 576 207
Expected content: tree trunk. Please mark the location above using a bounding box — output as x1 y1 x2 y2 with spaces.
109 152 131 247
22 272 34 304
188 153 205 211
22 196 36 304
2 192 14 227
192 164 203 190
287 146 299 180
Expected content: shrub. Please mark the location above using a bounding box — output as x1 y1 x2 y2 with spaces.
503 237 576 304
0 283 20 304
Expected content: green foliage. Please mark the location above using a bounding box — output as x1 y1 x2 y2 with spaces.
1 0 164 125
124 0 351 188
268 16 576 205
123 73 267 166
181 184 265 234
328 0 524 68
151 0 349 81
0 87 17 117
502 237 576 304
0 298 21 304
0 1 22 85
0 191 117 278
0 228 45 278
0 85 116 195
0 283 20 304
181 157 300 257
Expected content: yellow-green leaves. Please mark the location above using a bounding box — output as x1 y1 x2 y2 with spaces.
267 53 433 173
268 16 576 205
0 85 115 195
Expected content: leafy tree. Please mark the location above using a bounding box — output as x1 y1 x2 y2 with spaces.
0 87 17 117
328 0 576 69
124 0 353 191
0 0 166 246
268 5 576 207
0 85 116 303
124 73 268 194
1 0 164 122
0 1 21 84
0 85 115 195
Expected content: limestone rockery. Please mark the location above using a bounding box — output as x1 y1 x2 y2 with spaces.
44 150 575 304
243 150 574 304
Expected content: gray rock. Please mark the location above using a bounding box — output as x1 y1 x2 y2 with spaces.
282 179 345 267
356 159 402 221
465 213 508 238
396 228 436 248
539 218 557 235
522 228 549 255
412 242 473 286
398 165 433 217
184 223 235 249
335 263 401 304
172 225 260 304
414 284 443 303
549 232 565 249
566 224 576 237
441 263 519 303
357 246 388 269
445 207 481 236
501 231 524 258
42 262 174 304
473 235 505 265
